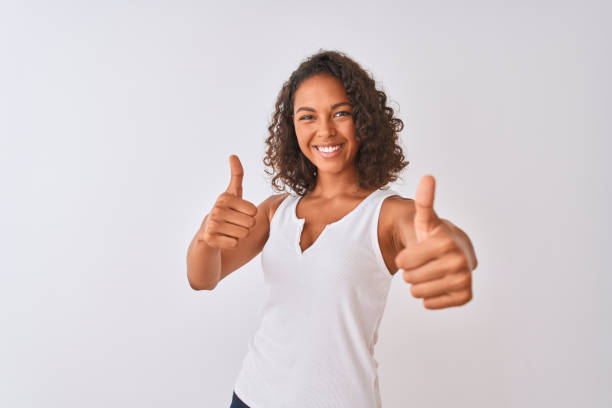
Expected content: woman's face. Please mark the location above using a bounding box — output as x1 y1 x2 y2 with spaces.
292 73 359 175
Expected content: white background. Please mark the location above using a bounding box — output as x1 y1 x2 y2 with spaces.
1 1 610 407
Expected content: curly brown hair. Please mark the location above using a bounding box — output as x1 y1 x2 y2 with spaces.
263 50 409 196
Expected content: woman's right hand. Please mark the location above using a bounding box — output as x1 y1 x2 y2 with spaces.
198 155 258 249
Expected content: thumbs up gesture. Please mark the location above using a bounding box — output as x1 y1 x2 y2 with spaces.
198 155 258 249
394 175 477 310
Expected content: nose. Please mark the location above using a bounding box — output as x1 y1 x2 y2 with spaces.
317 115 336 138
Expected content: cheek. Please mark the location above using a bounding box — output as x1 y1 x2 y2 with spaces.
343 125 358 145
294 133 311 154
294 125 313 149
338 120 356 136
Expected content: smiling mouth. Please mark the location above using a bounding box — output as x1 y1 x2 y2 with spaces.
313 143 345 158
314 143 345 152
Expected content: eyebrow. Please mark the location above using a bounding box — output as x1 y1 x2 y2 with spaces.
295 101 352 114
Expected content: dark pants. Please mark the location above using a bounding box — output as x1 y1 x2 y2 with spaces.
230 390 250 408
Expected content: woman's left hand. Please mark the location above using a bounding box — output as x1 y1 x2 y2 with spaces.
394 175 478 310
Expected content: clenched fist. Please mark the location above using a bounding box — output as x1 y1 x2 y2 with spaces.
395 175 476 310
198 155 258 249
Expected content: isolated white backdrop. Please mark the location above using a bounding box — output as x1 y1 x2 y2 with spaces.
1 1 610 407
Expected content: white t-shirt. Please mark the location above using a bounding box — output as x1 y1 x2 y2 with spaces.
234 188 399 408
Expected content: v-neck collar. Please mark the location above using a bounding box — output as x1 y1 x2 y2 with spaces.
292 189 381 256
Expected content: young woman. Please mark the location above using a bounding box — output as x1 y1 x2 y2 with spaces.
187 50 478 408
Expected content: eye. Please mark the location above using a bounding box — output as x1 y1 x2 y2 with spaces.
298 114 314 121
334 111 351 117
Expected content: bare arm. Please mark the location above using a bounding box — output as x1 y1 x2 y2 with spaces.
186 195 274 290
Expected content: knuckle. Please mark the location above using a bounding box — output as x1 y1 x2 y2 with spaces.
441 236 456 253
452 273 471 290
457 253 469 270
450 253 468 271
395 251 408 268
395 255 402 268
239 227 249 238
457 290 472 304
246 202 257 215
202 232 216 246
460 273 472 288
210 206 222 220
219 192 231 203
205 218 218 231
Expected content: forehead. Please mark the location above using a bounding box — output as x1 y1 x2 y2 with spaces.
293 74 349 106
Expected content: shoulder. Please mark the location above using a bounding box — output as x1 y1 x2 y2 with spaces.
374 192 417 275
262 192 291 223
380 192 416 221
379 192 417 249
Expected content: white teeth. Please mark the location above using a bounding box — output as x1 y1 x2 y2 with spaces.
316 144 342 152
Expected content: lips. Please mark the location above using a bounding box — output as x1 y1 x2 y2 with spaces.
313 143 345 158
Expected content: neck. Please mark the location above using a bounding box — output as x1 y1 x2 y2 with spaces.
309 165 367 199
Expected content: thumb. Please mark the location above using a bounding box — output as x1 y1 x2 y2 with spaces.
414 174 440 241
226 154 244 197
